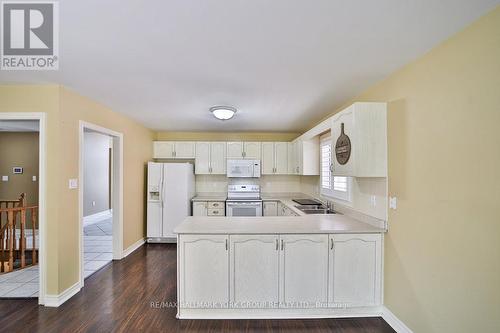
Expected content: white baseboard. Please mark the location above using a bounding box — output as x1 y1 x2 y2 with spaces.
43 281 81 307
83 209 112 226
382 306 413 333
122 238 145 258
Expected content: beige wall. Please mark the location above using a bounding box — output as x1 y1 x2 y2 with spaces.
156 131 300 142
0 85 153 295
83 131 111 216
313 6 500 332
0 132 39 205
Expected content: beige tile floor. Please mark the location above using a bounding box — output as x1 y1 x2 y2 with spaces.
0 217 113 298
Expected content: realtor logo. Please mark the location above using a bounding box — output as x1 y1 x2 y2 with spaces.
1 1 58 70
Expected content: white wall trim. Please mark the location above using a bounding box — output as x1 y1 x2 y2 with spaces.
0 112 47 306
122 238 145 258
83 209 112 226
79 121 124 291
382 306 413 333
44 281 81 308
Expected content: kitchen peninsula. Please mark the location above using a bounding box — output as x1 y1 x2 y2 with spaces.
174 211 385 319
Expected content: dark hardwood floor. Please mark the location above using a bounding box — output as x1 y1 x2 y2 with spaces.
0 244 395 332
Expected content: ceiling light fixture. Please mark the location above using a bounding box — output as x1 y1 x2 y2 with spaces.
210 106 236 120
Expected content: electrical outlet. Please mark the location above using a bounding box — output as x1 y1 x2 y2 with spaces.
370 195 377 206
389 196 397 210
92 201 96 206
68 178 78 189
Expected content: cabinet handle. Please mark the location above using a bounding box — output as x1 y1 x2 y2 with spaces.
213 210 217 214
276 239 279 251
330 163 334 173
225 239 228 251
213 203 218 207
281 239 284 251
330 238 334 250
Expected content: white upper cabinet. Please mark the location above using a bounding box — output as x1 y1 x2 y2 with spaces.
261 142 287 175
330 103 387 177
229 235 280 307
227 141 261 159
287 138 319 175
227 142 244 158
328 234 382 307
280 234 329 306
195 142 226 175
244 142 261 159
153 141 195 159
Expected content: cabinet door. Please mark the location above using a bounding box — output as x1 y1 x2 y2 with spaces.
192 202 207 216
175 142 196 159
263 201 278 216
280 235 329 307
195 142 210 174
229 235 279 307
287 142 296 174
153 141 175 158
261 142 275 174
210 142 227 174
277 202 285 216
227 142 243 158
329 234 382 307
274 142 288 174
179 235 229 308
331 108 355 176
244 142 261 159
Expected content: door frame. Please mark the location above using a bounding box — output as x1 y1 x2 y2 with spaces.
0 112 46 304
78 121 124 287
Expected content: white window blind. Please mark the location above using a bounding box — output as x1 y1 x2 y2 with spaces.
320 136 351 201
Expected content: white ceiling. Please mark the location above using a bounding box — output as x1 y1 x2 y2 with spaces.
1 0 498 132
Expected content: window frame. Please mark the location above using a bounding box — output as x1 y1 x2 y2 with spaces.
320 135 352 203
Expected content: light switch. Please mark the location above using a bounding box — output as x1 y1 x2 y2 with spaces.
32 176 37 182
68 178 78 189
2 175 8 182
389 196 397 210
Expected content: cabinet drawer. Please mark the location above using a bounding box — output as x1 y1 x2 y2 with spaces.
207 201 225 209
207 208 225 216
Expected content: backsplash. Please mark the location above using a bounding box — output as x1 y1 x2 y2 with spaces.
195 175 301 194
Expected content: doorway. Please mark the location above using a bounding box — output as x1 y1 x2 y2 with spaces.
0 113 46 304
79 122 123 286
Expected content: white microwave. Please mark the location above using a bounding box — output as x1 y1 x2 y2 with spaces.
226 159 261 178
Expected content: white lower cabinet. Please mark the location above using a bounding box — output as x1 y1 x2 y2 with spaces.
263 201 278 216
179 235 229 308
229 235 279 308
280 234 329 307
192 202 208 216
177 233 382 317
328 234 382 307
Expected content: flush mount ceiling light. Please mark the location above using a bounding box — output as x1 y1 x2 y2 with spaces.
210 106 236 120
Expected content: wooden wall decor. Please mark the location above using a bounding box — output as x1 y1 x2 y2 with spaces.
335 123 351 165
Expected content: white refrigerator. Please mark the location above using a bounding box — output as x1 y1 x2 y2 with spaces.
147 162 195 242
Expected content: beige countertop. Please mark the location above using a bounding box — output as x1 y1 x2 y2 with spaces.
191 193 227 202
174 214 385 234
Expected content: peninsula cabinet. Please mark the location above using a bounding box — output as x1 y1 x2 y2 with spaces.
177 232 382 317
153 141 196 159
330 102 387 177
263 201 278 216
261 142 288 175
195 142 226 174
178 235 229 308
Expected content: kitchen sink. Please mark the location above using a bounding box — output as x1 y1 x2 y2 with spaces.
294 204 338 215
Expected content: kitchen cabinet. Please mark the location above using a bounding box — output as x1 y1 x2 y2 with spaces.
226 142 261 159
287 139 319 175
153 141 195 159
278 202 299 216
263 201 278 216
229 235 280 307
330 102 387 177
192 201 225 216
195 142 226 174
178 235 229 308
328 234 382 307
262 142 288 175
280 235 329 306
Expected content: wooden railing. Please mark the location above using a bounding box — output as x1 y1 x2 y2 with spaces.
0 193 38 273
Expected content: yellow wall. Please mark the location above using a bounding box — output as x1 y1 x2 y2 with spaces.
156 131 300 142
318 7 500 332
0 85 153 294
0 132 39 205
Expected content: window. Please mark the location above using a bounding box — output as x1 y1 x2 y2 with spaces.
320 136 351 201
